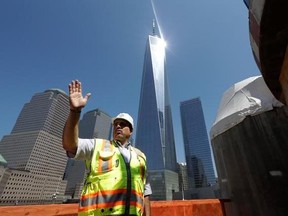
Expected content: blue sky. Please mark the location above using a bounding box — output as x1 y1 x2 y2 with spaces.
0 0 259 163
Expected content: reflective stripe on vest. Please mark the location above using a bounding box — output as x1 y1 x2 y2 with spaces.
98 140 114 173
79 139 146 216
79 189 143 212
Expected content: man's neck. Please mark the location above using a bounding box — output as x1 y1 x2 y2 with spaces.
114 140 130 147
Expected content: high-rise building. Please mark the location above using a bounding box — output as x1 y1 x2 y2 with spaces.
79 109 112 140
180 98 216 188
0 89 69 205
136 32 178 200
64 109 112 198
177 162 189 191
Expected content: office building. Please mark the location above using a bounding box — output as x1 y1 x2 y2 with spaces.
0 89 69 205
136 31 178 200
64 109 112 198
79 109 112 140
180 98 216 188
177 163 189 191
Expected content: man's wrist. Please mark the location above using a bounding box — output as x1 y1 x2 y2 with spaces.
70 108 81 113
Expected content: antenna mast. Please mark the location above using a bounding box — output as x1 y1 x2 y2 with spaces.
152 19 156 35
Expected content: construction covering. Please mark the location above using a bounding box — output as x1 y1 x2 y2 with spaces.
210 75 283 139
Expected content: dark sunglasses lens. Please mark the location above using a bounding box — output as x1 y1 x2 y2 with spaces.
114 121 128 128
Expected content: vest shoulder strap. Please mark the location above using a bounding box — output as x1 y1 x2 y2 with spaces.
85 138 110 170
131 147 146 160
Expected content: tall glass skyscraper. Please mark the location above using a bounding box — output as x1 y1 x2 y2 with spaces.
136 33 178 200
180 98 216 188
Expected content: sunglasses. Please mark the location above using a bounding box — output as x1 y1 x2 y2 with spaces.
113 121 130 128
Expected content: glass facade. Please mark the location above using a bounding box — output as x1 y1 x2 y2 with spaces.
136 35 178 200
136 35 177 172
180 98 216 188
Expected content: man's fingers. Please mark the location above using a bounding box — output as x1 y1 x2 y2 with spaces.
84 93 92 101
74 80 80 92
69 80 82 94
77 80 82 93
68 83 73 94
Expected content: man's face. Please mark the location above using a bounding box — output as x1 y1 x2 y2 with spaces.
113 119 132 144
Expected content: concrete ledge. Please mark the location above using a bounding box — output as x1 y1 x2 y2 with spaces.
0 199 223 216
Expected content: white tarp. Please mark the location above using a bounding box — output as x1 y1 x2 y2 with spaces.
210 75 283 139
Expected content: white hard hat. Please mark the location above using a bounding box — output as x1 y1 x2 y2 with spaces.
113 113 134 130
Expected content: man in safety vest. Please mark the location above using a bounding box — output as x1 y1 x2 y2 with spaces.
62 80 152 216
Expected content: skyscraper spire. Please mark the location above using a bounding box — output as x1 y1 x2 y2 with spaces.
152 19 156 36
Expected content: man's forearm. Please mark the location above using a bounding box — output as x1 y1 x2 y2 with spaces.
62 111 81 154
143 196 151 216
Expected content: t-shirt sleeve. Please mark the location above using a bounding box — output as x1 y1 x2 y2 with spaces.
144 182 152 196
67 138 94 160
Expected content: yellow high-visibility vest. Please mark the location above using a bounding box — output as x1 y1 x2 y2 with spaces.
78 139 147 216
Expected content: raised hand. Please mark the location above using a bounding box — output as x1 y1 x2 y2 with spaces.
68 80 91 111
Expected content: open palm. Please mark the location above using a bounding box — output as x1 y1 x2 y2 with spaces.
70 92 89 109
69 80 91 110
